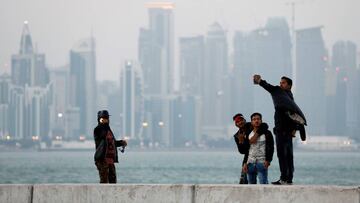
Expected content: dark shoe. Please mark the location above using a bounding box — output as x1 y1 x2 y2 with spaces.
286 180 293 185
271 179 288 185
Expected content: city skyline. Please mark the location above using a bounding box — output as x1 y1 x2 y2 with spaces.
1 0 360 82
1 1 360 148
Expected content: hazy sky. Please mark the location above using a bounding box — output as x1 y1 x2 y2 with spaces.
1 0 359 81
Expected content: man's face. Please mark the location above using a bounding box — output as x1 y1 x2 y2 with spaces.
100 117 109 124
280 79 291 90
251 115 262 128
234 116 246 128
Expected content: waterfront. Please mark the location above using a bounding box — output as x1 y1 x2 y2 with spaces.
0 151 359 185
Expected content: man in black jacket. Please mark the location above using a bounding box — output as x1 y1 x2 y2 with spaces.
94 110 127 183
233 113 250 184
253 75 306 185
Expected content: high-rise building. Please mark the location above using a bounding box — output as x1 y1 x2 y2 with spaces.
11 21 49 87
138 2 175 146
9 87 25 139
139 2 174 95
23 84 52 140
232 31 255 117
169 95 201 147
202 22 229 140
232 17 292 123
296 26 327 135
69 38 97 138
119 60 144 140
143 95 171 146
9 22 51 141
331 41 358 137
49 66 69 139
0 74 11 138
0 74 11 104
179 36 204 96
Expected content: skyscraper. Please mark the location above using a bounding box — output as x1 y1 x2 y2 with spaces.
23 84 52 140
119 60 144 140
9 87 24 139
69 38 97 138
9 22 51 141
11 21 49 88
232 17 292 122
296 26 327 135
331 41 358 137
49 66 69 140
179 36 204 96
139 2 174 95
0 74 11 138
138 2 175 146
143 95 171 146
232 31 255 117
169 95 201 147
202 22 229 140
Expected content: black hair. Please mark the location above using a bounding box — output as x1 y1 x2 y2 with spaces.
281 76 293 87
250 112 262 120
233 113 244 121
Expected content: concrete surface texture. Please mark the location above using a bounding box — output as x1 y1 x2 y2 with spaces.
0 184 359 203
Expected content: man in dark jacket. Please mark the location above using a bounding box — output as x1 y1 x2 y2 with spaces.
94 110 127 183
233 113 270 184
233 113 250 184
242 113 274 184
253 75 306 185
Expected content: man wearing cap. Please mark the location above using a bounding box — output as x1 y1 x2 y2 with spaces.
94 110 127 183
233 113 250 184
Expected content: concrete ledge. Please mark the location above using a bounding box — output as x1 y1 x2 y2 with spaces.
32 184 193 203
0 184 32 203
0 184 359 203
194 185 360 203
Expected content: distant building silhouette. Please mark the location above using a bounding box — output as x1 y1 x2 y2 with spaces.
138 3 175 146
0 74 11 138
331 41 358 137
169 95 201 147
179 36 205 96
11 22 49 87
69 38 97 138
296 26 326 135
139 2 174 95
231 17 292 123
202 22 229 140
119 60 144 140
8 22 52 141
49 66 69 140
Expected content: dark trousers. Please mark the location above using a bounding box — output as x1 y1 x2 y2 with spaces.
239 170 248 184
275 132 294 182
95 161 117 183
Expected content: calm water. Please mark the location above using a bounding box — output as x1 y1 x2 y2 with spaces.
0 150 359 185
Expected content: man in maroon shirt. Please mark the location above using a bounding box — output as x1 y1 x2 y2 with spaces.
94 110 127 183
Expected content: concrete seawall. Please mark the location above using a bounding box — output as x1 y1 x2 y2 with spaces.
0 184 359 203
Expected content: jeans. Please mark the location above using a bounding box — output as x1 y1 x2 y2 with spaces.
275 131 294 182
247 162 268 184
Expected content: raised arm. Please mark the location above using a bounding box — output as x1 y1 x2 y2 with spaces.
253 74 277 93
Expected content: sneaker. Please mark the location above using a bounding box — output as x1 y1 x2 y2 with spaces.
271 179 288 185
